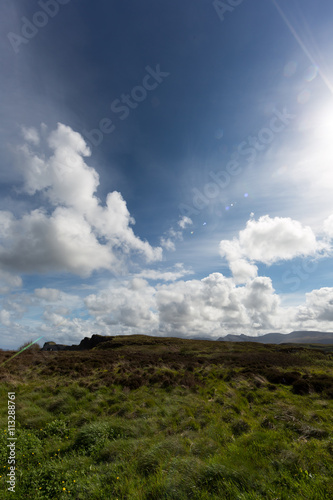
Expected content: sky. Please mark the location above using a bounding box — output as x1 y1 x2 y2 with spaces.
1 0 333 349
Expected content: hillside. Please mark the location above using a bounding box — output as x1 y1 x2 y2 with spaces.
40 331 333 353
1 335 333 499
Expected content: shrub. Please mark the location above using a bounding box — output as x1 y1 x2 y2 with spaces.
231 419 250 436
17 340 41 352
292 379 310 395
260 416 275 429
73 422 115 454
73 420 134 453
311 375 333 395
245 391 256 403
42 419 68 437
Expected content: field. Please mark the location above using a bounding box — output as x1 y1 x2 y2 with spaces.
1 335 333 499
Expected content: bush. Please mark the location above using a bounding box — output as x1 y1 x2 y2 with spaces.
42 419 68 437
73 422 110 454
231 419 250 436
292 379 310 395
73 420 134 453
17 340 41 352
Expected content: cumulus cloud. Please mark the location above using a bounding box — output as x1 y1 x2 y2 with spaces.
83 272 284 338
156 273 281 336
219 215 324 283
0 123 162 277
241 277 280 328
85 278 158 330
0 207 115 276
4 271 333 347
219 239 258 284
296 287 333 323
238 216 319 263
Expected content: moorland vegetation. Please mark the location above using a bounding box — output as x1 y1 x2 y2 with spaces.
1 335 333 499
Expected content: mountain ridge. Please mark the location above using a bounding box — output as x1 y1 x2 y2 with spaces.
217 331 333 344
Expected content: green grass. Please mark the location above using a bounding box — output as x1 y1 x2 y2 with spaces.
0 336 333 498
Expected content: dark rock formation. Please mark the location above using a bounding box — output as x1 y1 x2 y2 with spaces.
41 341 69 351
41 334 113 352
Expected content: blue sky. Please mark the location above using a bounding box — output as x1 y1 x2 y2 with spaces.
1 0 333 349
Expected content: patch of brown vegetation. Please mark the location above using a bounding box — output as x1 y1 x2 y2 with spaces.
0 336 332 394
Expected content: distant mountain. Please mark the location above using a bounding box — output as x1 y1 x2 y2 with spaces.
217 331 333 344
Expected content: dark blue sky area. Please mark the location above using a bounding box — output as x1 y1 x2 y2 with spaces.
1 0 333 347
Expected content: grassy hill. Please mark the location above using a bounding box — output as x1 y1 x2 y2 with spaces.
1 335 333 499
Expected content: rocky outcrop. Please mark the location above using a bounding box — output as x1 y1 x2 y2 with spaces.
41 334 113 352
76 334 114 350
41 341 70 351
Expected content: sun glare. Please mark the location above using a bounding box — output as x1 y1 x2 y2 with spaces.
315 104 333 142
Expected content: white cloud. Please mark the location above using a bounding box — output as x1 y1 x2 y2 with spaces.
0 123 162 277
4 273 333 348
0 207 114 276
85 278 158 330
43 311 67 327
219 215 324 283
160 237 176 252
160 216 193 251
0 309 11 327
229 259 258 284
22 127 40 146
238 215 319 264
0 268 22 294
241 277 280 328
296 287 333 323
219 239 258 284
36 271 288 339
178 216 192 229
323 214 333 239
155 272 282 337
136 264 193 282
